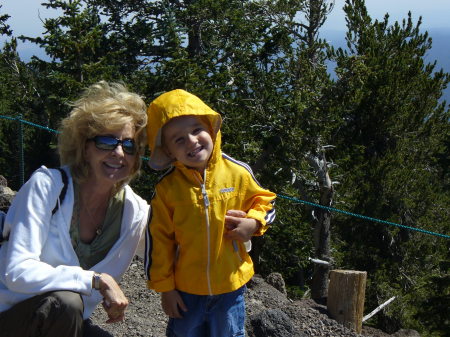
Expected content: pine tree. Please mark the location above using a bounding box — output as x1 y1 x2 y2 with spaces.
322 0 450 333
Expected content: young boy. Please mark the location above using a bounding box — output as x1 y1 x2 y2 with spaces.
144 89 276 336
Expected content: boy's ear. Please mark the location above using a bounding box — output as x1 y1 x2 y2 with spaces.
163 146 176 160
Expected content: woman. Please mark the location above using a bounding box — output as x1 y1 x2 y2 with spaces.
0 81 149 337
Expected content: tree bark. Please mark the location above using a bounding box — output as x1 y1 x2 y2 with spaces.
308 152 333 302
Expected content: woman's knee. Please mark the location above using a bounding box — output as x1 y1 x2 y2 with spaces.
49 291 84 318
39 291 84 337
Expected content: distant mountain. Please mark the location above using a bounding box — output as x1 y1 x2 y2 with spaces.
426 29 450 72
2 27 449 104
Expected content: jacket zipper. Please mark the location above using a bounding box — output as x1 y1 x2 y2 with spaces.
198 171 213 295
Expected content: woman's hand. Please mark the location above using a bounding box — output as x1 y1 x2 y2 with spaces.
224 210 260 242
97 273 129 323
161 289 187 318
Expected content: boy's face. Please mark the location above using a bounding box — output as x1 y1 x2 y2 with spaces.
162 115 213 174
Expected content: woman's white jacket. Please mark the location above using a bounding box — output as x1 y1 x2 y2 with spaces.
0 166 149 319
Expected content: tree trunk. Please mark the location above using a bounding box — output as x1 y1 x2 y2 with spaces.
308 152 333 302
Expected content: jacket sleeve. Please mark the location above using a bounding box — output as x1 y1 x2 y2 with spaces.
242 174 276 236
145 186 177 292
3 167 94 296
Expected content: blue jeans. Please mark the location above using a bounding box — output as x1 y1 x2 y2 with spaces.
166 286 246 337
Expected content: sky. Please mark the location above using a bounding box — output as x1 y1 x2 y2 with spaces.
1 0 450 61
2 0 450 35
323 0 450 31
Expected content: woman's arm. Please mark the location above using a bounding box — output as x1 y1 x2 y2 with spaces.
3 168 93 295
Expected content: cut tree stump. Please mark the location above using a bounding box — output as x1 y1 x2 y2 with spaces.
327 270 367 333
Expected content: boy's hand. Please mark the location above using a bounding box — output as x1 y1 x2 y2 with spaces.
224 210 260 242
161 289 187 318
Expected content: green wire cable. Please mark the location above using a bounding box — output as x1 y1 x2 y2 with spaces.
277 193 450 239
0 115 60 133
17 116 24 186
1 115 449 240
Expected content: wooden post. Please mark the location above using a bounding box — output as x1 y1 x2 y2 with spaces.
327 270 367 333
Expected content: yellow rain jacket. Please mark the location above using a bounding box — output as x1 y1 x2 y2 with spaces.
145 89 276 295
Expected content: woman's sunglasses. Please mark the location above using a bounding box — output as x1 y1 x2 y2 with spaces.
90 136 136 155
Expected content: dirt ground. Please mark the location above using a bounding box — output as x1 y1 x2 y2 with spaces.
89 257 411 337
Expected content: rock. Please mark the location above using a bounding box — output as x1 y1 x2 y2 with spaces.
391 329 421 337
266 272 287 295
0 176 15 212
247 308 304 337
0 175 7 187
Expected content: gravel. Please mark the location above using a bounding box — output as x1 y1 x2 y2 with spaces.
89 257 399 337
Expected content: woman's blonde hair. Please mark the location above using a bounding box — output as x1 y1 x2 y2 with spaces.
58 81 147 189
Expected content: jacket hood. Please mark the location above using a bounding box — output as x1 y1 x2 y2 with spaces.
146 89 222 170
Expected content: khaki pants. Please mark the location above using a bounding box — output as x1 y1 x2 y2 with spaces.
0 291 84 337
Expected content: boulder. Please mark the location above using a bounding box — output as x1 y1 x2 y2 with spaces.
248 308 305 337
266 272 287 295
0 175 15 212
392 329 421 337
